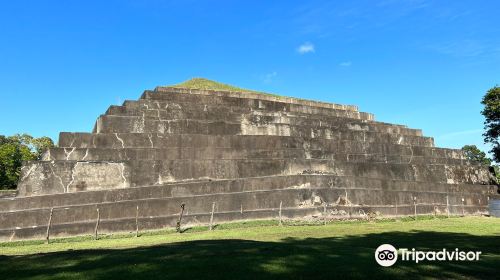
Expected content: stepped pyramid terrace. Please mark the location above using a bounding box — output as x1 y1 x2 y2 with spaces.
1 78 497 241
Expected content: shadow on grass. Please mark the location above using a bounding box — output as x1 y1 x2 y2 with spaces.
0 231 499 280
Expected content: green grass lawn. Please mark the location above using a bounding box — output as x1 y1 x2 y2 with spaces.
1 217 499 279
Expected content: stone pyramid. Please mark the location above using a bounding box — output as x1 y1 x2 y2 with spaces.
0 78 497 241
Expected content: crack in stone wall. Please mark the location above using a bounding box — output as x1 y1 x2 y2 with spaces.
19 165 36 182
66 161 79 191
69 135 76 148
118 162 128 188
64 147 76 160
49 161 67 193
115 133 125 148
148 134 154 148
408 145 414 164
65 162 130 192
82 149 89 161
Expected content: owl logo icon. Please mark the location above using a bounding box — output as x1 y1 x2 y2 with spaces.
375 244 398 267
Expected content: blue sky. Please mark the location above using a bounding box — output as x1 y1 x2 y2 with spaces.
1 0 499 156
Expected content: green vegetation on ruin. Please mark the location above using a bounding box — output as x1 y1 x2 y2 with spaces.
170 78 282 97
1 216 499 279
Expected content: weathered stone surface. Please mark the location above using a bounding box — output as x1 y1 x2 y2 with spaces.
58 132 434 149
0 86 497 241
93 112 421 136
151 87 359 111
1 175 494 212
17 161 130 196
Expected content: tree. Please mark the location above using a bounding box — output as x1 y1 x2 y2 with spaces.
0 134 54 189
481 86 500 162
461 145 492 166
32 136 55 159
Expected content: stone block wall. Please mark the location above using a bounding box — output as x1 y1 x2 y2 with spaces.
0 86 496 241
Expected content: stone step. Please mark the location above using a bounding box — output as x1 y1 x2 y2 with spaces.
126 98 376 121
115 98 375 121
0 186 490 231
59 132 435 151
0 190 16 199
106 104 370 128
106 102 412 135
1 175 494 213
149 87 359 112
43 147 472 166
93 115 424 138
16 158 494 196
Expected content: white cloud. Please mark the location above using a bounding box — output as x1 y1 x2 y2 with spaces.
339 61 352 67
263 72 278 84
297 42 315 54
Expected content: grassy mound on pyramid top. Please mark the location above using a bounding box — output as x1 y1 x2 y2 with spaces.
170 78 281 97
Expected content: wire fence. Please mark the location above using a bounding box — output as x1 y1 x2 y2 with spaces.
36 194 492 244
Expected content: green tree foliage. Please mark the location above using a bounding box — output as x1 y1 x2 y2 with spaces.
481 86 500 162
32 136 55 159
461 145 500 183
0 134 54 190
461 145 492 166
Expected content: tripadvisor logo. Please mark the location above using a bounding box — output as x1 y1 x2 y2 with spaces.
375 244 398 267
375 244 482 267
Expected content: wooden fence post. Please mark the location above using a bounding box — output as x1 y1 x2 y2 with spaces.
395 199 398 216
94 208 100 240
135 205 139 237
413 196 417 220
209 202 216 231
279 201 283 226
462 198 465 217
45 208 54 244
176 203 185 233
323 203 327 226
446 195 450 218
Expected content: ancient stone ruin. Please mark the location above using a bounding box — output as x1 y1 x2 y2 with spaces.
0 80 497 240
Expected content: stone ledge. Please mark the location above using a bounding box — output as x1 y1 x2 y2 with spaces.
153 87 359 112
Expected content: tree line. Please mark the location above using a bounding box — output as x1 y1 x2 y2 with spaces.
0 134 54 189
461 86 500 179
